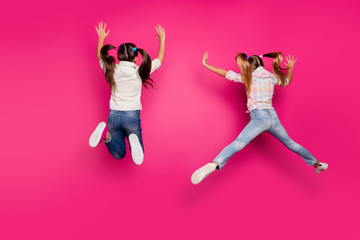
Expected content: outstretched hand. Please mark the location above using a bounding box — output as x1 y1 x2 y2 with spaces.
95 21 110 40
156 25 165 42
202 52 208 66
284 54 297 69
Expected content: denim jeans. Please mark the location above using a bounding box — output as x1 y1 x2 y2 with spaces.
104 110 144 159
213 109 317 170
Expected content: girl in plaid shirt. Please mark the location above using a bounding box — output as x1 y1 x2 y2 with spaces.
191 52 328 184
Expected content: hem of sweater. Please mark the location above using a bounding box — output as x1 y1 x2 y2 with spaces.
247 106 275 113
110 107 142 111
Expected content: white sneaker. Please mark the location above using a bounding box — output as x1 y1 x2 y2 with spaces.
129 134 144 165
89 122 106 148
191 163 217 185
315 162 328 174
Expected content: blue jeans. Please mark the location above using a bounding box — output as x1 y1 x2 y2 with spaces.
104 110 144 159
213 109 317 170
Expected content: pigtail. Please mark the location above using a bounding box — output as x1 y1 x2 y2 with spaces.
101 44 117 92
262 52 288 86
137 48 155 89
235 53 253 94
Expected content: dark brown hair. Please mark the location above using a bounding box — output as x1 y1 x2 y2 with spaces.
100 43 154 92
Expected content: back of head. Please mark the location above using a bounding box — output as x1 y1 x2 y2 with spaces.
117 43 138 62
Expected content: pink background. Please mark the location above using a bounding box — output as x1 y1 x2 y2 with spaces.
1 0 359 239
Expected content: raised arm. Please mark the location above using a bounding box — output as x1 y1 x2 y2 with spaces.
156 25 165 63
95 21 110 61
284 54 297 84
202 52 228 77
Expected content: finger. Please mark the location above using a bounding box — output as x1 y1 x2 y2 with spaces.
95 26 99 33
294 58 298 63
286 55 289 62
161 27 165 36
104 22 107 30
100 21 103 29
106 30 110 35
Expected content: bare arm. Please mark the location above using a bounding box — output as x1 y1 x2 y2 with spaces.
284 54 297 84
202 52 228 77
95 21 110 61
156 25 165 63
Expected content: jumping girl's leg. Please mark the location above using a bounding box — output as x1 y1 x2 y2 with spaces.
267 114 318 166
213 117 268 170
191 110 270 184
123 111 144 165
104 113 127 159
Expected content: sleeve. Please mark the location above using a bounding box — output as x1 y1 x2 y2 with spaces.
284 78 290 86
271 73 290 86
150 58 162 74
225 70 243 83
99 59 106 73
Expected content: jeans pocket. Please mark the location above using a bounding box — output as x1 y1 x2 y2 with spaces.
250 110 256 119
108 115 115 130
126 116 140 131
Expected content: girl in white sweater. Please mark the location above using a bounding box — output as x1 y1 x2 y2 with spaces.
89 22 165 165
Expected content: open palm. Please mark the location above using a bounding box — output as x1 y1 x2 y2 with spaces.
284 54 297 68
95 21 110 39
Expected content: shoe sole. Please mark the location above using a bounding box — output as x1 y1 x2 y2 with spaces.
89 122 106 148
129 134 144 165
191 165 215 185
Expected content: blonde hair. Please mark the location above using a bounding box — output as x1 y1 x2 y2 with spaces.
235 52 288 93
262 52 288 86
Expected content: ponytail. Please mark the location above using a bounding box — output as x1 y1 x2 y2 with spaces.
235 53 253 94
137 48 154 89
100 44 116 92
262 52 288 86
